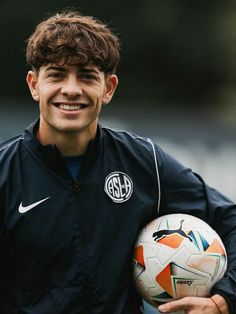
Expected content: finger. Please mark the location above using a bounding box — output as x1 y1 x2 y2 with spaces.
158 298 190 313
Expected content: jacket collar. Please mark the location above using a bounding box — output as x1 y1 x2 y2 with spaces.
23 120 103 179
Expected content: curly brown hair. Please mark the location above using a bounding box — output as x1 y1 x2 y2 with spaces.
26 11 120 74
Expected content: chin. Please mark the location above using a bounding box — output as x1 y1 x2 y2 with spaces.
59 126 84 134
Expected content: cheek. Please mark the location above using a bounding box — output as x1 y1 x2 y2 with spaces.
87 83 106 98
38 90 54 109
38 81 58 98
38 90 51 111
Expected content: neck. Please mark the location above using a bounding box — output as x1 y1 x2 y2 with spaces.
36 123 97 157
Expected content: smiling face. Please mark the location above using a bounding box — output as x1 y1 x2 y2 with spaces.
27 64 118 146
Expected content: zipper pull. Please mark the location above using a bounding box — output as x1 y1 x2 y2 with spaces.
73 178 80 192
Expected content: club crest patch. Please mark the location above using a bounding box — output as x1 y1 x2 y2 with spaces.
104 172 133 203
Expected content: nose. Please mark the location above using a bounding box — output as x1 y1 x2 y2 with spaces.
61 76 82 98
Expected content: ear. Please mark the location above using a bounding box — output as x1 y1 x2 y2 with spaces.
26 70 40 101
102 75 119 105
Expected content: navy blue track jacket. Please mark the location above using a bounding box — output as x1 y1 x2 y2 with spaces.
0 120 235 313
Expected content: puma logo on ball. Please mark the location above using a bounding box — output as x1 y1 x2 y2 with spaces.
152 219 193 242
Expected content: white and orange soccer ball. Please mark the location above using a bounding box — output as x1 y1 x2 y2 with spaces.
133 214 227 306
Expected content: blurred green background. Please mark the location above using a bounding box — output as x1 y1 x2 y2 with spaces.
1 0 236 201
1 0 236 110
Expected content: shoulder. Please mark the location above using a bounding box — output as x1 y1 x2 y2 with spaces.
101 125 155 150
0 134 24 158
0 135 24 185
102 125 169 162
100 125 166 168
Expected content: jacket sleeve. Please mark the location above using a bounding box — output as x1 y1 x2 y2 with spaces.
155 144 236 313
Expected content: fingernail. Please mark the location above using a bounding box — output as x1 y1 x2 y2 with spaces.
158 304 167 312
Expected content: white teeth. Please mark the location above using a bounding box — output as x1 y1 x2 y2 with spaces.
58 104 82 111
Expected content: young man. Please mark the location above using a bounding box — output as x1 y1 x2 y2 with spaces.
0 11 235 314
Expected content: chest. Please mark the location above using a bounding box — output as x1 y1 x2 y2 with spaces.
0 148 158 261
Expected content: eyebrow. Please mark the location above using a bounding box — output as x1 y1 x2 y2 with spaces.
45 66 99 75
45 66 66 72
78 67 100 75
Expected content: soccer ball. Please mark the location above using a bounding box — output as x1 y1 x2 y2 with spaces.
133 214 227 306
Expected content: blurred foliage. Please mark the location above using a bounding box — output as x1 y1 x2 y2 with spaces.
1 0 236 113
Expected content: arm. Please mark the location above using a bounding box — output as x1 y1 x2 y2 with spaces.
157 294 228 313
155 145 236 313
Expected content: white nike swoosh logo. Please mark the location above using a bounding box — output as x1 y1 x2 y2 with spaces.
18 197 50 214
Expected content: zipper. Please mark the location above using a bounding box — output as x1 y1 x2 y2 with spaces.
73 178 80 192
72 176 91 311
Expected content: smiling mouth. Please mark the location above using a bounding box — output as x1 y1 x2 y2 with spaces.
56 104 88 111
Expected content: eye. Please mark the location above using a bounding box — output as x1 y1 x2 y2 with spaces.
78 70 100 81
81 74 97 81
48 72 64 78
